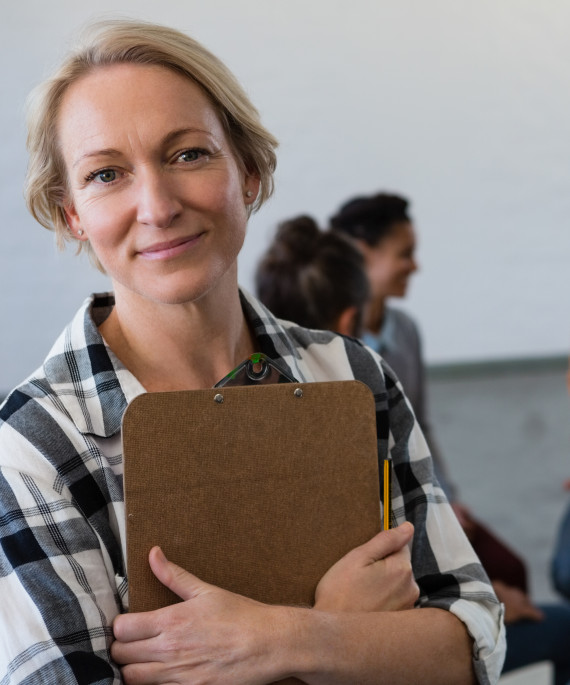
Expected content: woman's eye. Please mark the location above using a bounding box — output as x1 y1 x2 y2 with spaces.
86 169 117 184
178 149 207 163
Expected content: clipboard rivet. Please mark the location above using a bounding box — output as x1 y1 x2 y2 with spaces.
294 388 303 398
214 393 224 404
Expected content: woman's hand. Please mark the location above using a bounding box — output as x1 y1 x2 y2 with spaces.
112 526 419 683
314 522 419 612
111 547 290 685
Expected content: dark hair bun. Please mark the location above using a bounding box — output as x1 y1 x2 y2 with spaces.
255 215 369 333
271 215 321 265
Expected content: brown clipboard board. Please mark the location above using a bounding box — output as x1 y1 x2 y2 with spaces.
123 380 381 685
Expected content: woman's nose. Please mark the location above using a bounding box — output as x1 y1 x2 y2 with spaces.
135 171 182 229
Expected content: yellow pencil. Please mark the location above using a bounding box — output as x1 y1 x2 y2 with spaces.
383 458 392 530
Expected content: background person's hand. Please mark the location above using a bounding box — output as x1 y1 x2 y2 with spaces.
314 522 419 612
492 580 545 624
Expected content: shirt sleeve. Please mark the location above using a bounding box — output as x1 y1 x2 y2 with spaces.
334 334 505 684
0 423 122 684
381 356 506 685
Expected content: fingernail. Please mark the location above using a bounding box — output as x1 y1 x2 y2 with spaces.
151 545 166 562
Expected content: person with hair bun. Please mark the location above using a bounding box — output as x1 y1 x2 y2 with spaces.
330 195 431 441
0 20 504 684
256 215 369 336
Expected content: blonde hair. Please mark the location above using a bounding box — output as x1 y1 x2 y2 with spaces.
25 19 278 267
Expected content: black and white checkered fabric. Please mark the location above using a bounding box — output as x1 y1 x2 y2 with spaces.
0 290 505 684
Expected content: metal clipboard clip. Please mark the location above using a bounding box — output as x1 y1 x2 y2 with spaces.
214 353 298 388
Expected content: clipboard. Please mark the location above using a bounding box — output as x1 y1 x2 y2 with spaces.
123 380 381 684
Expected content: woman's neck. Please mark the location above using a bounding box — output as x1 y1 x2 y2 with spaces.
366 297 386 335
100 284 256 392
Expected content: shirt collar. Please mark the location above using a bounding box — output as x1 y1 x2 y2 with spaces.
42 293 143 438
362 306 397 355
239 288 308 383
43 290 306 438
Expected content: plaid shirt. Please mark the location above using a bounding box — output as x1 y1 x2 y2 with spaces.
0 290 505 684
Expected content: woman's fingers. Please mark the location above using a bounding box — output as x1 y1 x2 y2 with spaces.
113 547 207 644
314 522 418 612
352 522 414 565
148 546 205 601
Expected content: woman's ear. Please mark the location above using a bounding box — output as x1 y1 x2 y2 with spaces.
244 174 261 206
334 306 360 337
62 203 88 241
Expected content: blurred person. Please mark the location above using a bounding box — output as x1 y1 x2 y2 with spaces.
255 215 369 336
330 193 460 499
330 193 496 518
550 356 570 600
331 191 570 684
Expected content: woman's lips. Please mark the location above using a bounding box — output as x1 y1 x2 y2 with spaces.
138 234 203 260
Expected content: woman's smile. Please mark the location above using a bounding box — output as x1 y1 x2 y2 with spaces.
137 232 206 261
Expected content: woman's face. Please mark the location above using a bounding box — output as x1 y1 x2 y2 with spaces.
58 63 258 307
361 221 418 301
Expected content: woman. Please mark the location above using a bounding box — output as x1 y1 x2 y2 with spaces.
331 192 570 685
329 193 444 475
255 215 369 335
0 20 504 684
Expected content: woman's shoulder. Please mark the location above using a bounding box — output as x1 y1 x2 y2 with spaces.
386 306 421 335
0 374 72 480
242 288 391 385
0 292 126 449
284 321 398 391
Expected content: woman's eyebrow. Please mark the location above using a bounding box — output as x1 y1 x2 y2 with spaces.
162 127 213 147
72 128 214 169
72 148 121 169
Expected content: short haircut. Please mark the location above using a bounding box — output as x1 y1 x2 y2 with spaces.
329 192 411 247
24 19 278 267
256 215 369 334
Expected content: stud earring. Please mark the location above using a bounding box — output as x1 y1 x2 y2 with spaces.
245 190 253 198
78 229 84 237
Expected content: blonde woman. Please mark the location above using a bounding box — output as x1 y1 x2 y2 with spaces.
0 20 504 684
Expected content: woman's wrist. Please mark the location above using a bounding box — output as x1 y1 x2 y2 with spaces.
262 605 335 682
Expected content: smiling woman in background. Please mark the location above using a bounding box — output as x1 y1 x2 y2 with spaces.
332 192 570 685
0 20 504 684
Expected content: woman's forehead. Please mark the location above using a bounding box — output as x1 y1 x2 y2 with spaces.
60 62 213 119
57 63 226 157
